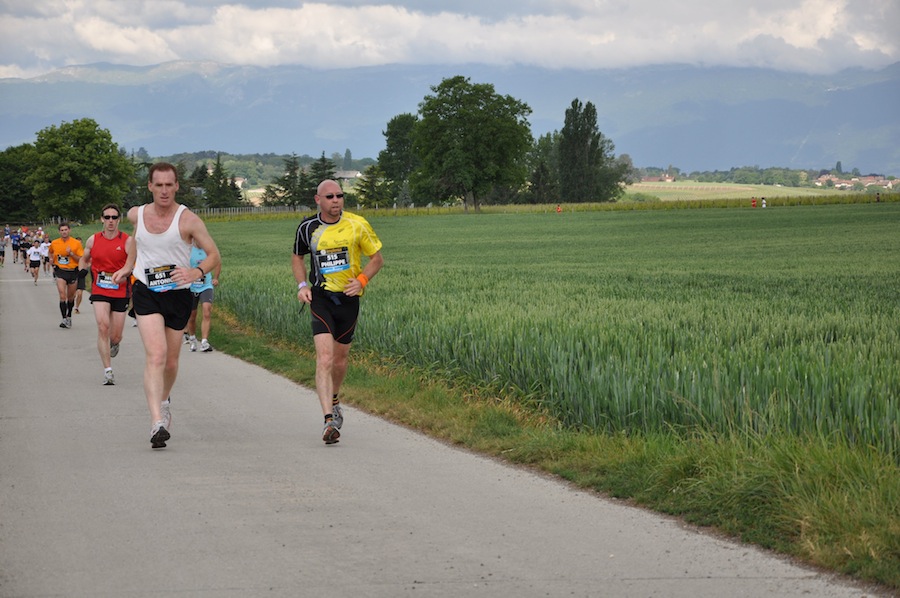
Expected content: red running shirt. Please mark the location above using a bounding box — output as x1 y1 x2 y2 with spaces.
90 231 130 299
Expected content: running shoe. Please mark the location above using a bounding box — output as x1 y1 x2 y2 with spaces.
161 397 172 430
74 307 80 314
103 370 115 386
65 317 72 328
332 403 344 429
110 342 120 358
183 332 190 343
150 421 170 449
189 338 197 352
59 319 67 328
322 420 340 444
200 340 213 352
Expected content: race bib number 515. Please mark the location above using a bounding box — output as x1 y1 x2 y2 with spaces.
315 248 349 274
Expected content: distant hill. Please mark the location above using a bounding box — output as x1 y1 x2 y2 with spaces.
1 61 898 175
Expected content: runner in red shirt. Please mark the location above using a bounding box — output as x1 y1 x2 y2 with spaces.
78 204 136 386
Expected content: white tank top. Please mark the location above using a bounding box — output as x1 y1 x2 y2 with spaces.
134 204 192 291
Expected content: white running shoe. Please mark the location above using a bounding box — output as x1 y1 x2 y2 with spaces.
150 421 170 449
103 370 115 385
200 340 213 352
322 420 340 444
161 397 172 430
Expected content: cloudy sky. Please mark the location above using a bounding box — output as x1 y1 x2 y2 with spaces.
1 0 898 79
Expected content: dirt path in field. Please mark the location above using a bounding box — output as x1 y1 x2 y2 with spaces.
0 261 887 597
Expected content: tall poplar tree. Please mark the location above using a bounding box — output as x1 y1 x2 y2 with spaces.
558 99 625 203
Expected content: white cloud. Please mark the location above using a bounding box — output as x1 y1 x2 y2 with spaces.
1 0 897 78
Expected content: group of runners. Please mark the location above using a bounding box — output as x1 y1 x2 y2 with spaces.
5 162 384 449
2 226 52 284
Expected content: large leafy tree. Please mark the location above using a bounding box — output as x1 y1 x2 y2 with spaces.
414 76 532 211
25 118 133 220
558 99 626 203
0 144 37 223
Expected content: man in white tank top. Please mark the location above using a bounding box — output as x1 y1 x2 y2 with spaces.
127 162 221 449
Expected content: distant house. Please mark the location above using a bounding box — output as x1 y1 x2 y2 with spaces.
815 174 893 190
641 174 676 183
334 170 362 182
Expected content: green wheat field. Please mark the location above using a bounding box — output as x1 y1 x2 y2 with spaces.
212 202 899 460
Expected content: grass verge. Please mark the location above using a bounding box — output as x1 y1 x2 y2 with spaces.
210 309 899 592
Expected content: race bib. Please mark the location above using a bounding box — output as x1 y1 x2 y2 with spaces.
315 248 350 274
145 265 177 292
96 271 119 290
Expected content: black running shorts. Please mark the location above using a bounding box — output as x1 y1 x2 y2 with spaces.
89 295 130 313
132 281 193 330
54 267 78 284
310 288 360 344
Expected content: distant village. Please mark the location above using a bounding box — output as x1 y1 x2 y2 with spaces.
812 174 896 190
640 173 896 190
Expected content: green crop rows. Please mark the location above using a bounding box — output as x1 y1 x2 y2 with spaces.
212 203 899 459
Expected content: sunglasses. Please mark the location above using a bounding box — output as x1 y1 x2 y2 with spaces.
102 215 120 220
323 193 344 199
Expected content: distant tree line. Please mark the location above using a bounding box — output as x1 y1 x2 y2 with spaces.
3 86 892 224
351 77 631 210
0 118 251 223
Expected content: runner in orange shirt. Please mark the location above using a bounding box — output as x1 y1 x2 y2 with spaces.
49 222 84 329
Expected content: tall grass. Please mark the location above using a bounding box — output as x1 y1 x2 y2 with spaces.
212 203 900 459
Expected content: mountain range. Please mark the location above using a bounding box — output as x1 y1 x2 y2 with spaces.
1 61 898 175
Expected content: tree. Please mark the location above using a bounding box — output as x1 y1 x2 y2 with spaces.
204 154 242 208
414 76 532 211
354 165 393 208
343 148 353 170
378 113 420 200
262 154 309 207
25 118 133 220
558 99 626 203
0 144 37 223
616 153 637 185
525 132 561 204
309 152 337 187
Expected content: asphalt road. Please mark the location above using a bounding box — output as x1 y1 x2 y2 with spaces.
0 258 886 597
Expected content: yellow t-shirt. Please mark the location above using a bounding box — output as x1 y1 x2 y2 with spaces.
293 211 383 294
50 237 84 270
